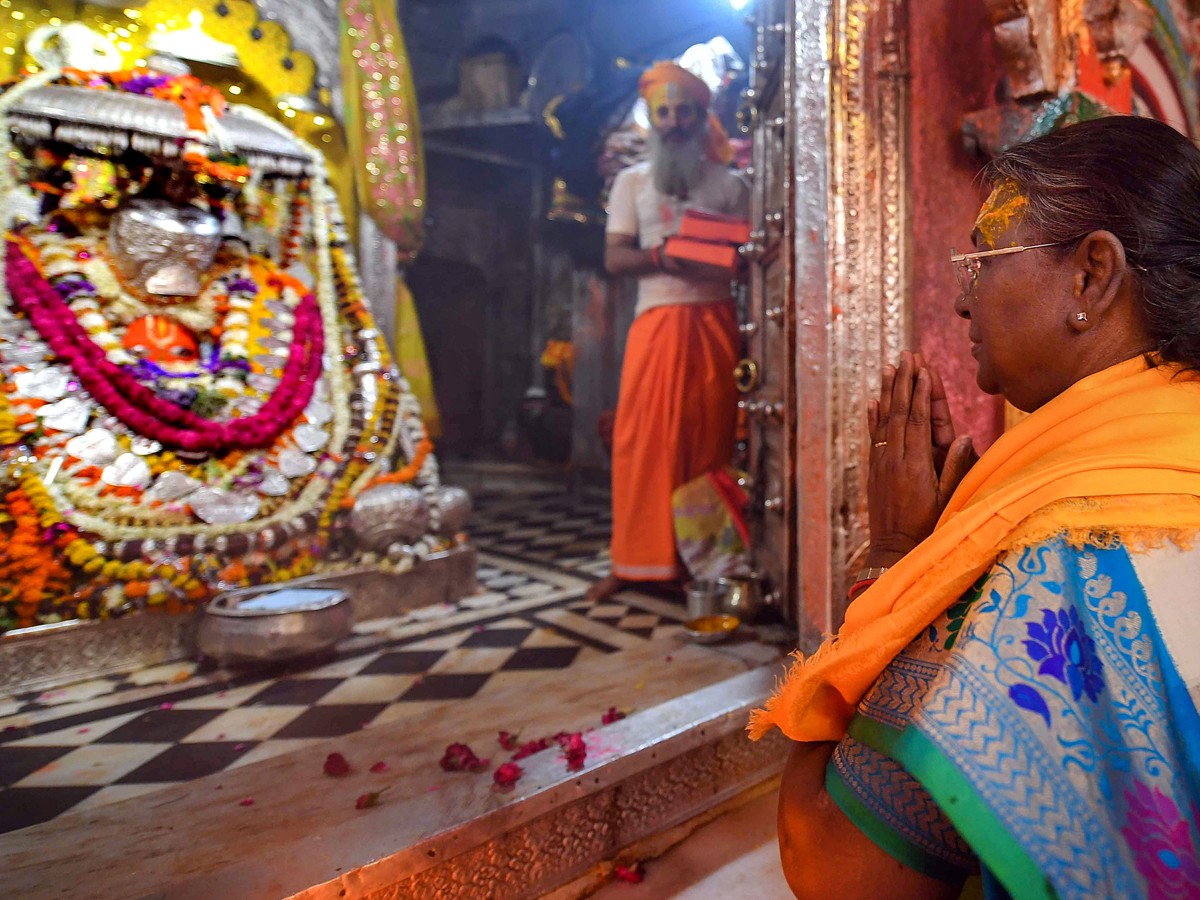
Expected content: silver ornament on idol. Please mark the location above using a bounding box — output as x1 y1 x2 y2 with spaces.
189 487 261 525
348 483 431 551
435 485 472 534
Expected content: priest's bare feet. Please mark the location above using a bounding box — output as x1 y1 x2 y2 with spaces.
584 575 626 603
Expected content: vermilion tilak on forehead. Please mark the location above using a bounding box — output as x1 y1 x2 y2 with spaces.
647 83 693 124
974 178 1029 249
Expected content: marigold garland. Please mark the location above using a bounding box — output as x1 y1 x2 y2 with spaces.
541 340 575 406
0 479 72 628
341 437 434 508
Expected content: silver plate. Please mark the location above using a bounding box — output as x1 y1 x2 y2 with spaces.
3 341 49 366
15 366 68 401
189 487 261 525
38 397 91 434
101 453 151 488
292 423 328 453
277 447 317 478
246 373 279 393
129 435 163 456
255 467 290 496
145 470 201 503
65 428 119 466
303 397 333 425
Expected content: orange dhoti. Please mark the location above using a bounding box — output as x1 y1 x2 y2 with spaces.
610 300 740 581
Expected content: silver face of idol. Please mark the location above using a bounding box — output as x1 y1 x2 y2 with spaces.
108 199 222 297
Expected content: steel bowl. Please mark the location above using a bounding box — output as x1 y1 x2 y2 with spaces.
716 576 764 622
683 614 740 644
197 584 352 665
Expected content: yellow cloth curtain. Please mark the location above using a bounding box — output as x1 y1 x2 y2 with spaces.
338 0 426 260
394 278 441 438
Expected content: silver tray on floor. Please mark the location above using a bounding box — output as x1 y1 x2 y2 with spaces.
197 580 354 665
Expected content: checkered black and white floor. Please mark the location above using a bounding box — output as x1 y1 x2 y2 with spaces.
0 476 696 835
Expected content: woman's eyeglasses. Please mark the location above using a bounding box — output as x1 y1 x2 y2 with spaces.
948 242 1064 294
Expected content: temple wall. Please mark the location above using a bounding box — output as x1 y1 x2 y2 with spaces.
908 0 1005 448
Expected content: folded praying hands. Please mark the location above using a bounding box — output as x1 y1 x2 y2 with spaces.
865 350 976 569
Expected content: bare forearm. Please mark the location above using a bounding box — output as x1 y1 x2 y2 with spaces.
777 741 961 900
605 243 659 277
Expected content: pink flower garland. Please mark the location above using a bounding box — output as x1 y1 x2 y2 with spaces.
6 241 324 452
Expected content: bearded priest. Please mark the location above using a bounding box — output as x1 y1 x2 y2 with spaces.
589 61 749 602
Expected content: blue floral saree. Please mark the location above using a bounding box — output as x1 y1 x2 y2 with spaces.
826 538 1200 900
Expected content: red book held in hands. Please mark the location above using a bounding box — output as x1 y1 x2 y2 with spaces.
664 236 739 273
677 209 752 245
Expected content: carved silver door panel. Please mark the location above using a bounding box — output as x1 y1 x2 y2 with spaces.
744 0 911 650
741 0 795 620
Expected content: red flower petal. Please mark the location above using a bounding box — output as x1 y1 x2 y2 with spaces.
493 762 524 789
323 752 351 777
238 797 255 807
369 761 389 774
512 737 550 761
601 707 627 725
440 742 489 772
497 730 520 751
614 862 644 883
355 791 383 810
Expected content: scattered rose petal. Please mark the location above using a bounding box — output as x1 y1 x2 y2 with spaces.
665 655 673 663
493 761 523 789
440 742 489 772
614 862 644 883
233 742 247 751
77 727 91 735
215 785 223 790
158 702 174 710
355 790 383 809
601 707 627 726
324 752 351 777
238 797 255 807
562 732 587 771
512 737 550 761
369 761 389 774
498 730 520 751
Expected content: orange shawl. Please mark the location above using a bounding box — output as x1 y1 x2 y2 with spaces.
749 356 1200 742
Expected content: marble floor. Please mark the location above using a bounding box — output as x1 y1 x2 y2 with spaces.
0 469 764 841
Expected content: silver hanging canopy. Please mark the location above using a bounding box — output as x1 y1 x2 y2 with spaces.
6 85 311 176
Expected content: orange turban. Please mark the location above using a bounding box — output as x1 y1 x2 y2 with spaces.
638 61 712 109
638 61 734 166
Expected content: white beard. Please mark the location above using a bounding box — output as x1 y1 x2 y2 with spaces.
648 128 708 199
